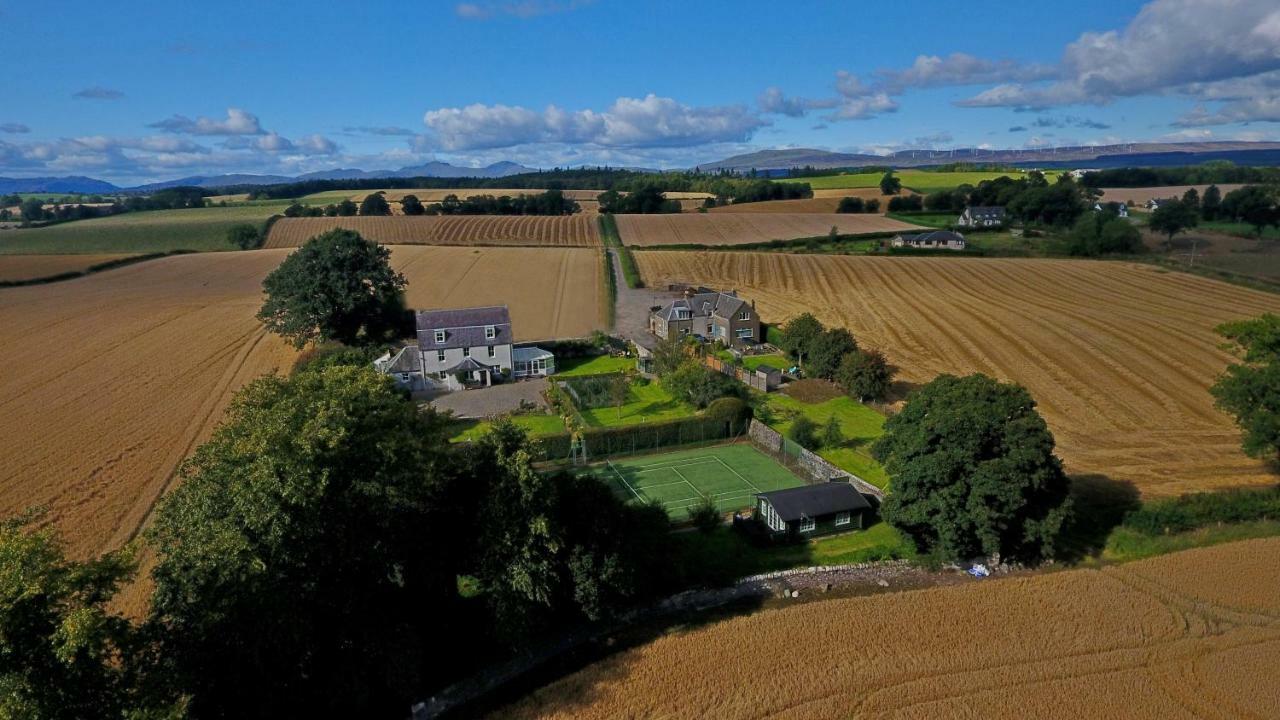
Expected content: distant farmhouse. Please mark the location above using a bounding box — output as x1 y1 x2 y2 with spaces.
891 230 967 250
650 288 762 347
374 305 554 392
1094 201 1129 218
755 482 873 538
956 206 1005 228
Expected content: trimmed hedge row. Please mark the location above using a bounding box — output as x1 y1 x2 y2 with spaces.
0 250 195 288
1123 486 1280 535
532 415 749 463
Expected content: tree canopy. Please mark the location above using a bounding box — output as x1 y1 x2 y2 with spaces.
1148 198 1199 244
256 229 407 347
1066 212 1143 256
879 172 901 195
836 348 893 401
1212 314 1280 460
778 313 824 367
873 374 1072 563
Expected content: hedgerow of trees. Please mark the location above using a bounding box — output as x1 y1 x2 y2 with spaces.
779 313 894 401
424 189 579 215
12 186 207 225
1079 162 1280 188
1212 314 1280 460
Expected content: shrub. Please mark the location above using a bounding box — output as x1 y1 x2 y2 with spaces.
705 397 751 425
820 415 843 448
788 416 819 449
1122 486 1280 535
688 496 722 533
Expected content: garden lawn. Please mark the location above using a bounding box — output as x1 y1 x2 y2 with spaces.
448 414 566 442
764 392 890 489
556 354 634 377
579 381 693 427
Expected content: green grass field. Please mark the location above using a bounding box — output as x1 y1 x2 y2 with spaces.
763 393 889 489
1199 220 1280 241
0 203 291 254
578 380 692 427
587 443 804 519
885 212 958 229
555 354 634 377
781 170 1060 194
447 413 567 442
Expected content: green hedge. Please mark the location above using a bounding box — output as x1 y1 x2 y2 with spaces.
532 415 747 462
0 250 195 288
1123 486 1280 535
601 248 617 329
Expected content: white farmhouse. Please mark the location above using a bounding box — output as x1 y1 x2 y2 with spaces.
891 230 967 250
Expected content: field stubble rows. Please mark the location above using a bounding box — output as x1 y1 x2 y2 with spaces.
499 537 1280 719
636 251 1280 495
264 215 601 248
0 253 137 281
615 213 925 247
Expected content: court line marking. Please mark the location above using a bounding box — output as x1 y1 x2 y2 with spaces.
714 455 763 494
607 458 644 503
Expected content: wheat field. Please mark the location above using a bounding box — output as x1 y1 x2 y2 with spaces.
0 253 136 282
636 252 1280 495
615 213 925 247
264 215 601 248
499 537 1280 719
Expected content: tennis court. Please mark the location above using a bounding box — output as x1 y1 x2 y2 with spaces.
591 443 805 520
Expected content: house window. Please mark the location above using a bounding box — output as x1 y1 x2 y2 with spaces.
835 511 851 526
487 345 496 358
799 517 816 533
434 330 446 343
436 350 445 362
738 310 750 321
485 325 496 339
463 347 471 357
735 328 754 340
400 373 411 383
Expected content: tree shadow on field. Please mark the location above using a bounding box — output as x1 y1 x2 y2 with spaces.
1055 473 1141 563
454 593 769 719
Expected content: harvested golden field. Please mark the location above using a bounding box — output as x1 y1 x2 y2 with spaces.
615 213 925 247
0 253 136 282
302 188 604 203
499 537 1280 719
263 215 601 248
0 251 298 566
389 245 604 341
702 198 844 213
636 252 1280 494
1101 184 1247 208
812 187 919 201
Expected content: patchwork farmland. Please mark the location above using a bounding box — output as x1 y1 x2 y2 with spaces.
264 215 601 248
614 213 925 246
0 253 137 282
0 203 291 254
498 537 1280 719
635 251 1280 495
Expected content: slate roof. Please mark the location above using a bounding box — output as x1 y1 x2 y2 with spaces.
654 290 748 322
377 345 421 374
416 306 512 351
757 482 872 522
441 356 497 374
897 230 966 246
964 206 1006 219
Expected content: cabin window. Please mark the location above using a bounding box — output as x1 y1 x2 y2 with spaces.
799 517 816 533
436 350 446 362
485 325 496 339
736 328 754 340
835 511 851 526
434 330 446 343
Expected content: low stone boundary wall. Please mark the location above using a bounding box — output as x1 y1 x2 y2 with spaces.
747 420 885 501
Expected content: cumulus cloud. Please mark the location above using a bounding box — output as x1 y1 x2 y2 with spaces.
343 125 416 136
150 108 264 136
1030 115 1112 130
958 0 1280 110
1 123 29 134
422 94 765 151
73 86 125 100
877 53 1055 92
1009 125 1028 132
455 0 593 20
1175 96 1280 126
827 94 898 121
757 87 837 117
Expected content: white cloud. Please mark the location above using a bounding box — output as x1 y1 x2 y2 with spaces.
1175 96 1280 126
958 0 1280 110
73 86 125 100
455 0 593 20
150 107 264 136
757 87 837 117
422 95 765 151
827 94 898 121
0 123 29 134
877 53 1054 92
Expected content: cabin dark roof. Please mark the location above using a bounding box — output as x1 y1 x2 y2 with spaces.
897 230 966 245
416 306 512 351
757 482 871 522
379 346 422 374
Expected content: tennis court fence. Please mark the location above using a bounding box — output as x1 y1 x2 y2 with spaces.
533 415 751 464
747 420 885 501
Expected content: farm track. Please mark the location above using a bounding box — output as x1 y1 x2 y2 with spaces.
498 537 1280 719
635 252 1280 495
263 215 601 248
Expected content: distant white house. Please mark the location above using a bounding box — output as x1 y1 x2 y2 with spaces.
1094 201 1129 218
1146 197 1176 211
891 230 967 250
956 206 1006 228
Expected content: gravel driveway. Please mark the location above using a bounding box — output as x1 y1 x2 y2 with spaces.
427 378 548 419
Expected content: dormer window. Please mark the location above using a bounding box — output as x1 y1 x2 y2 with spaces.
485 325 496 339
738 310 750 321
434 330 446 343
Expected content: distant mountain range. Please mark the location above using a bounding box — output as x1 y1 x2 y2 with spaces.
696 141 1280 173
5 142 1280 194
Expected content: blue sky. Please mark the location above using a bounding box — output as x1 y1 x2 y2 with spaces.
2 0 1279 183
